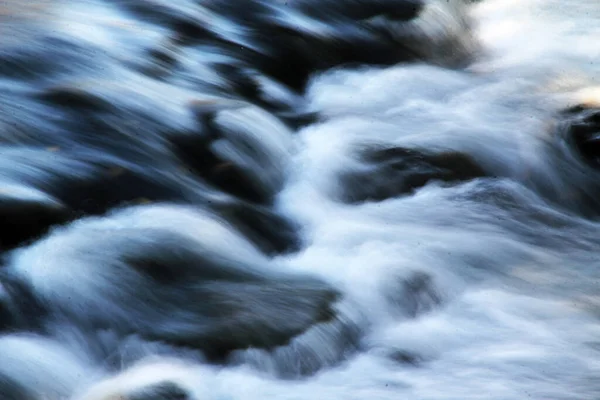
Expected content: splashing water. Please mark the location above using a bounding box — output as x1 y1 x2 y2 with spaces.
1 0 600 399
274 1 600 398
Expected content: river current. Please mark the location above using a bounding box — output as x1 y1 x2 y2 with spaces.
1 0 600 399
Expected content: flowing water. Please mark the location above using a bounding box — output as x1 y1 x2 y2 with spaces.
273 2 600 398
2 0 600 399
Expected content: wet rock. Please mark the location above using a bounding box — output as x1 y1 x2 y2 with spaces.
561 105 600 166
0 269 47 333
171 100 293 206
171 131 270 205
53 163 185 216
293 0 424 22
227 306 363 378
128 381 190 400
387 349 423 366
0 190 71 249
0 147 198 251
190 0 470 93
36 85 115 112
338 146 487 203
216 201 302 255
384 271 442 318
106 0 215 43
3 206 333 357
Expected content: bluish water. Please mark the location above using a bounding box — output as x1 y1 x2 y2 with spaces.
1 0 600 399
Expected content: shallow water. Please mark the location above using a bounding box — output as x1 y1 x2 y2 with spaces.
273 1 600 398
2 0 600 399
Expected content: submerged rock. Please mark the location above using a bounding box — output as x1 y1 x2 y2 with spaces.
338 146 487 203
562 105 600 166
1 205 339 359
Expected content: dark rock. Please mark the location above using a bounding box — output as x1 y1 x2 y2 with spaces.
129 381 190 400
0 270 47 333
387 349 423 366
562 105 600 166
384 271 442 318
216 201 302 255
4 213 334 358
36 86 115 112
338 146 487 203
227 309 363 378
192 0 442 93
170 131 271 205
0 193 71 250
171 100 291 207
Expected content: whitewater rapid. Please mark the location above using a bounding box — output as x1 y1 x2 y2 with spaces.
2 0 600 399
262 1 600 398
